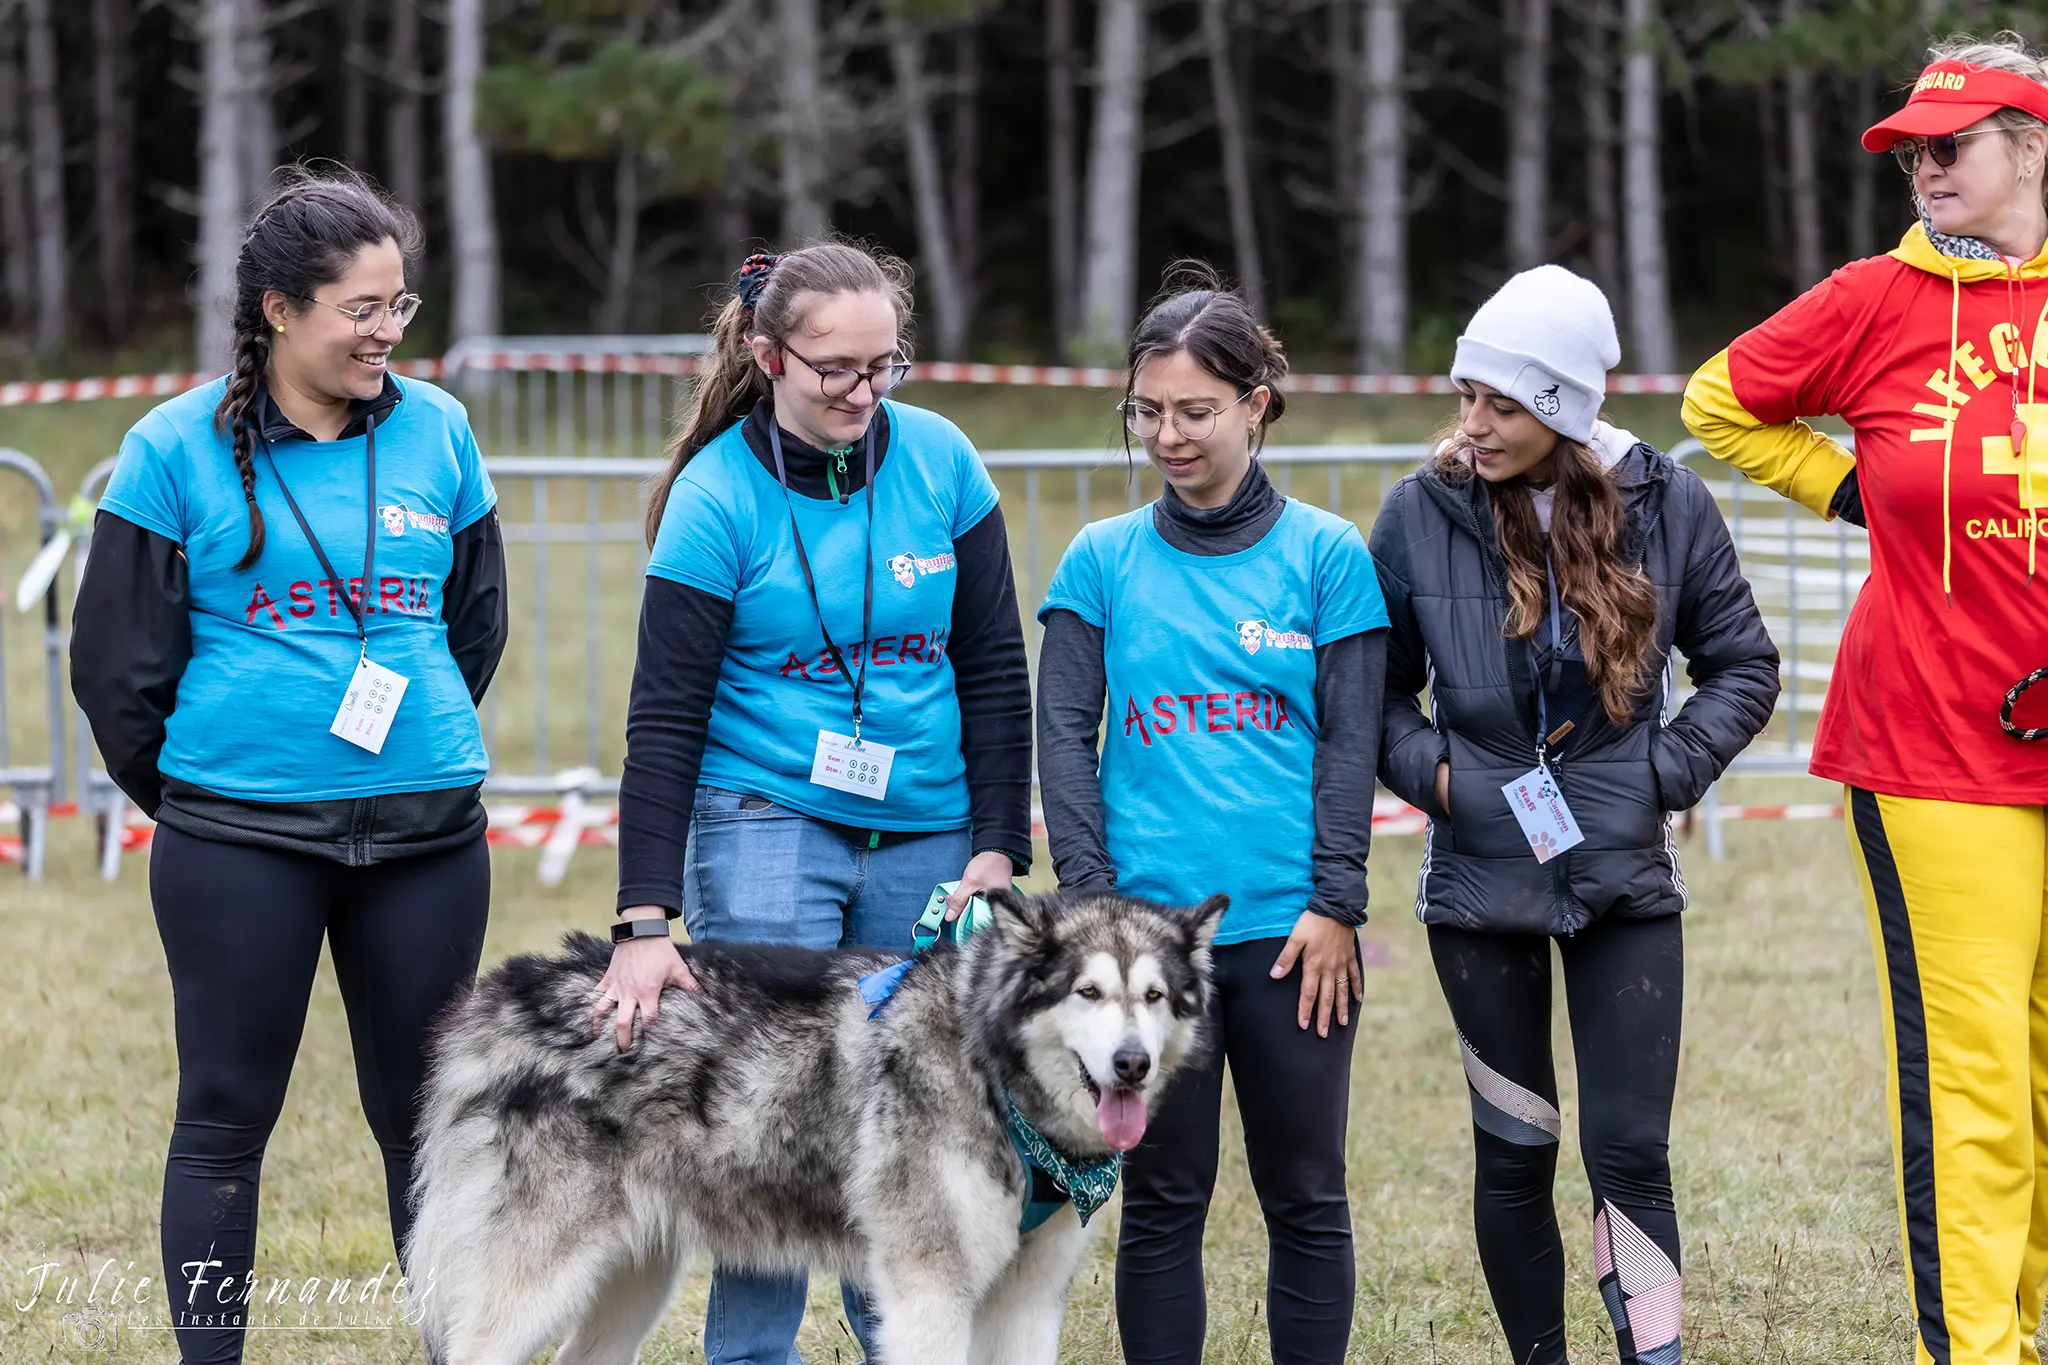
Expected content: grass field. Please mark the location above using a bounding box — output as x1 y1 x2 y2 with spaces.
0 790 1924 1365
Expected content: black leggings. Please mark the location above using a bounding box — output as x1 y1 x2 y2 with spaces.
1429 915 1684 1365
149 826 490 1364
1116 936 1358 1365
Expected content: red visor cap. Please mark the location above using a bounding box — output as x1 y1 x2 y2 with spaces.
1862 61 2048 152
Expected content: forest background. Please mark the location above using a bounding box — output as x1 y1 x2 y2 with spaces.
0 0 2015 381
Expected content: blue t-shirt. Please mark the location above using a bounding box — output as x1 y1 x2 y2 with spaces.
98 376 497 801
646 401 999 828
1039 500 1390 944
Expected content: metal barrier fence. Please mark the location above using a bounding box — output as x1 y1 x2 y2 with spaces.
0 448 67 878
22 435 1868 880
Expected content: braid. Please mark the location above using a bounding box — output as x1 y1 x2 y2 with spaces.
220 326 270 570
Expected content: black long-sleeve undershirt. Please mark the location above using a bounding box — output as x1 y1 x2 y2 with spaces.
1033 463 1386 924
71 509 507 818
615 408 1033 914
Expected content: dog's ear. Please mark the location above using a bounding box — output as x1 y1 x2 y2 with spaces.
985 886 1054 952
1183 894 1229 951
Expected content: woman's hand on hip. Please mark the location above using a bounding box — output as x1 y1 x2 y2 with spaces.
1270 911 1364 1037
1435 759 1451 816
592 906 701 1052
946 850 1014 919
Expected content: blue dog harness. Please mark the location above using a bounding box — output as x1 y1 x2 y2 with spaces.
857 898 1123 1233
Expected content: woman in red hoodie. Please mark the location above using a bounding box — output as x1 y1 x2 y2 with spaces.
1685 34 2048 1365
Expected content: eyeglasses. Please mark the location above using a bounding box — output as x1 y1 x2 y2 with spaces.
780 342 912 400
1892 128 2004 175
299 292 423 337
1118 389 1255 441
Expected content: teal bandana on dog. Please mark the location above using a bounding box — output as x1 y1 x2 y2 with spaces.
1003 1090 1122 1231
855 886 1125 1232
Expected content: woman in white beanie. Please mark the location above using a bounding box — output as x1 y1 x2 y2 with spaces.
1370 266 1779 1365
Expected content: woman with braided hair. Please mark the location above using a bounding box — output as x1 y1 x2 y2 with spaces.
71 163 506 1365
602 242 1032 1364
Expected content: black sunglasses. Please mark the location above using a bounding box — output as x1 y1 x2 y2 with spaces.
1892 128 2003 175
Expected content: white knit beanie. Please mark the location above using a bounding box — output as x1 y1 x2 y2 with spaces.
1449 265 1620 444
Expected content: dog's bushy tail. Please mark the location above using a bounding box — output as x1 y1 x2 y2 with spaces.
405 933 614 1360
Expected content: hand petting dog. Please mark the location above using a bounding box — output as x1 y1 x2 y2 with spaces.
593 905 702 1051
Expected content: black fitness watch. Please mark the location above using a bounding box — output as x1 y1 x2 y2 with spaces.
610 917 674 945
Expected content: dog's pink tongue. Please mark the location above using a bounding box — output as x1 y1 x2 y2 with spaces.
1096 1088 1147 1151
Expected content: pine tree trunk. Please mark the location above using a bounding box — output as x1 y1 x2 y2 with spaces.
1072 0 1145 361
1356 0 1405 373
950 27 980 321
342 0 369 171
1848 65 1877 260
385 0 423 211
1757 84 1788 279
712 140 750 271
237 0 276 199
890 22 968 359
443 0 498 343
597 152 640 335
778 0 827 241
1781 0 1822 289
91 0 133 341
1045 0 1080 346
1331 0 1360 340
195 0 243 367
1580 1 1620 311
1203 0 1265 316
0 0 37 329
1619 0 1673 371
22 0 66 355
1505 0 1550 270
1785 69 1823 288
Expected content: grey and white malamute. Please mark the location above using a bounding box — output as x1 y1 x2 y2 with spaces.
406 887 1225 1365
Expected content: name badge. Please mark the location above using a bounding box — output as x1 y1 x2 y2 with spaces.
330 655 410 754
811 730 894 800
1500 763 1585 864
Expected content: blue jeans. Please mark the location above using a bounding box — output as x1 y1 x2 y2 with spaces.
682 784 972 1365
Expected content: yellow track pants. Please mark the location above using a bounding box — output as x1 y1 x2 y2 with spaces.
1847 789 2048 1364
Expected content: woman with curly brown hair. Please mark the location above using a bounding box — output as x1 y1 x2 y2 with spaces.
1373 265 1779 1365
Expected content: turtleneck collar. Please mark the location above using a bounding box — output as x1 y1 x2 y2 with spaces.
740 399 890 501
1152 458 1284 556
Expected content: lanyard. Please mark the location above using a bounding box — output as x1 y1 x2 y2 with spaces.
770 418 876 739
1526 545 1586 766
262 413 378 649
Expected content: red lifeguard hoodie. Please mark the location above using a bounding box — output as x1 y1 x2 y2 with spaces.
1684 222 2048 804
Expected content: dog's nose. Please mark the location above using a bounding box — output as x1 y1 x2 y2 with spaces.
1112 1048 1151 1084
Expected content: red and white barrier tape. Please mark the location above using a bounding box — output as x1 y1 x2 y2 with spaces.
0 797 1848 865
0 360 1695 407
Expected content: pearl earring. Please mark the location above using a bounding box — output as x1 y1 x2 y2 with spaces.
275 324 285 333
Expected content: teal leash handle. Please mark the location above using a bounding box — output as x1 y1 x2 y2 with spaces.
913 882 990 952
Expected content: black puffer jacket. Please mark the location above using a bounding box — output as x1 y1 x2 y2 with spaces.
1370 441 1779 934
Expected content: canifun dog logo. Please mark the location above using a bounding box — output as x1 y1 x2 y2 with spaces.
379 503 450 537
1532 385 1563 418
1235 619 1312 654
887 549 957 589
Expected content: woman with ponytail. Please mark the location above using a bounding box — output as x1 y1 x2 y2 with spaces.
69 163 506 1365
601 242 1032 1364
1037 267 1388 1365
1372 266 1778 1365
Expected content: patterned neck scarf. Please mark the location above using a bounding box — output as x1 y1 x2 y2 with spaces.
1921 204 2005 262
1003 1090 1123 1228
